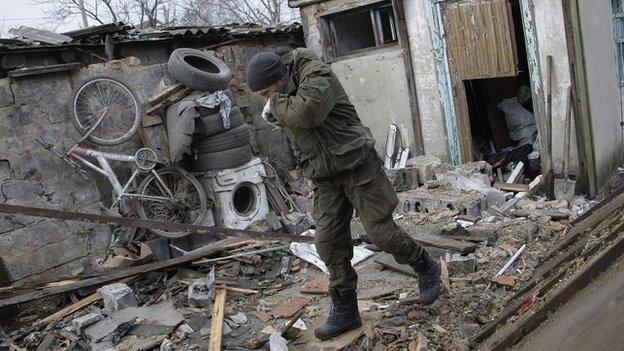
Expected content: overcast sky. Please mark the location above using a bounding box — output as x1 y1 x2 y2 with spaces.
0 0 81 36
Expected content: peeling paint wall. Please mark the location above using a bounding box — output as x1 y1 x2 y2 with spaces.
330 49 416 154
299 0 420 156
405 0 451 161
577 0 624 187
533 0 579 176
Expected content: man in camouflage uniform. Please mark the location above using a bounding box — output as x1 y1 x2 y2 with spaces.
246 48 441 340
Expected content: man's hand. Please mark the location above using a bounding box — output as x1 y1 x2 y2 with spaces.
262 99 272 120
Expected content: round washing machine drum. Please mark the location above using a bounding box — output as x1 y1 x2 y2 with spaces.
230 181 262 219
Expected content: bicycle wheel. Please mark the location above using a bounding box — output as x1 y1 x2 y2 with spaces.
72 76 141 146
136 168 208 238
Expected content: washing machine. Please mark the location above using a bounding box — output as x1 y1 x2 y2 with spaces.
200 157 270 229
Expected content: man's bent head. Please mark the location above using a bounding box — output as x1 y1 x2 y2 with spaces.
246 52 289 101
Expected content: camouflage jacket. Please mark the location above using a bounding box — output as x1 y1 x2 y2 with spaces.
266 48 375 180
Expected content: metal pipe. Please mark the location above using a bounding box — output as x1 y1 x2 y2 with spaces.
496 244 527 277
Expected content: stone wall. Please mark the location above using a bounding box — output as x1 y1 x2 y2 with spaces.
0 58 166 284
0 38 301 284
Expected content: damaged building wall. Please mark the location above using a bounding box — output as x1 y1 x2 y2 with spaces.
576 0 624 188
0 26 305 284
0 58 165 284
532 0 580 177
328 50 417 155
299 0 420 157
403 0 451 161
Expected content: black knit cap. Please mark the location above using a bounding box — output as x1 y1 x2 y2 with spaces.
246 52 287 92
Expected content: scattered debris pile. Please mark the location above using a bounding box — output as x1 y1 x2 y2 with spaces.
0 155 597 350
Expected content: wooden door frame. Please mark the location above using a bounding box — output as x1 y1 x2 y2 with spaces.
393 0 425 155
427 0 548 171
561 0 597 197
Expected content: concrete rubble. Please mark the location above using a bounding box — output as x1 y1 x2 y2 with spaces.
0 23 604 350
97 283 138 315
0 150 599 351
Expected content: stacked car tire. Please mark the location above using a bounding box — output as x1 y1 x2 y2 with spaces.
167 48 253 172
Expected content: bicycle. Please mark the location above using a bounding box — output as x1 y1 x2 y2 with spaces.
38 77 209 239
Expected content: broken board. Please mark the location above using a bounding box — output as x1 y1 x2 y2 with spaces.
374 252 417 277
409 231 478 254
296 312 382 351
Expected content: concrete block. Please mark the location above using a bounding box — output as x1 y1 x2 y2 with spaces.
188 267 215 307
407 156 442 182
72 312 104 333
188 280 215 307
451 161 493 186
97 283 138 314
385 167 421 191
397 187 485 218
443 253 477 274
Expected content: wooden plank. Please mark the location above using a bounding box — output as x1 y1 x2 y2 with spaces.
265 181 290 216
148 83 185 106
141 114 162 128
473 0 489 77
483 1 499 75
145 87 191 115
217 285 259 295
0 238 245 307
474 215 624 344
374 252 416 277
209 288 227 351
0 203 315 244
506 161 525 184
300 276 330 295
8 63 83 78
411 229 478 254
494 182 530 192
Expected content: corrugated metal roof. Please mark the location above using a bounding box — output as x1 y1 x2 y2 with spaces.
0 22 302 51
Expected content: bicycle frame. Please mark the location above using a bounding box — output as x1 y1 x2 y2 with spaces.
58 108 174 208
67 146 174 207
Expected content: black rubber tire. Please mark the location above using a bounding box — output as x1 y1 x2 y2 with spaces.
195 106 244 137
194 124 251 153
192 145 253 171
167 48 232 91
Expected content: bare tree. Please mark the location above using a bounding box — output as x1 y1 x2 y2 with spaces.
34 0 180 30
30 0 297 32
181 0 297 26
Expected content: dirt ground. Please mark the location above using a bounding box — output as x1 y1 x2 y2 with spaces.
513 243 624 351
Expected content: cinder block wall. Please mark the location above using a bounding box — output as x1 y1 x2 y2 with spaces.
0 58 165 284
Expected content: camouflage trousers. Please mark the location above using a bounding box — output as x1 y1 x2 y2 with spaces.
312 151 424 292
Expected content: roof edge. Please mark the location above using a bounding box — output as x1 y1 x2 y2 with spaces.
288 0 327 8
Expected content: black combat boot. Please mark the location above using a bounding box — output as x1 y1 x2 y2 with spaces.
410 250 441 305
314 288 362 340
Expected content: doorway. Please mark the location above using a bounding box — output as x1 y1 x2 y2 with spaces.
440 0 541 180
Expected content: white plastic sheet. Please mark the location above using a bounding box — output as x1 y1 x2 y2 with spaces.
289 229 374 274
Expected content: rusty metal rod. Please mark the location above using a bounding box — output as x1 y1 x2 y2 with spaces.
0 203 314 243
